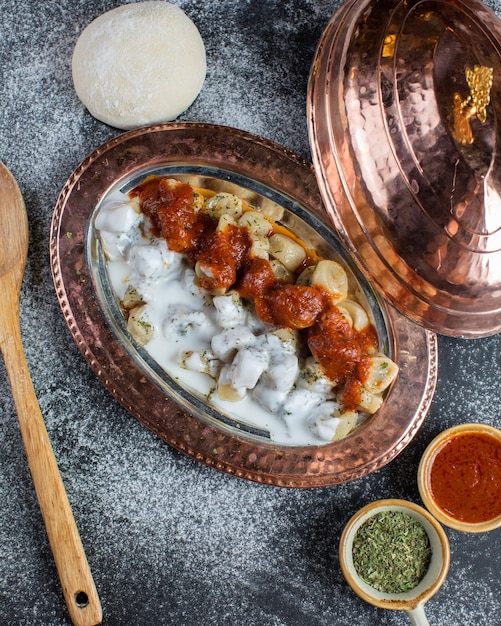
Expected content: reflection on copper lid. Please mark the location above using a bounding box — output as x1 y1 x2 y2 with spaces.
308 0 501 337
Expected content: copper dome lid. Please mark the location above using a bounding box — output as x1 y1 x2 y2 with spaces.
308 0 501 337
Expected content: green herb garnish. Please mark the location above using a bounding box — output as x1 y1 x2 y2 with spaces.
352 510 432 594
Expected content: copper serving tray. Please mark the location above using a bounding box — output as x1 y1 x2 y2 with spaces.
50 123 437 487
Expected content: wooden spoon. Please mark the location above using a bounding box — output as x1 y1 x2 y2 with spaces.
0 162 102 626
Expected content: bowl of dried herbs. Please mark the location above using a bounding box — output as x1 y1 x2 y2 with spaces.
339 499 449 624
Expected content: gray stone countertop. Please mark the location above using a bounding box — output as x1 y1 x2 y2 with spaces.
0 1 500 625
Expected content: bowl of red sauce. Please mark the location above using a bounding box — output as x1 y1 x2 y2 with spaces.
418 424 501 532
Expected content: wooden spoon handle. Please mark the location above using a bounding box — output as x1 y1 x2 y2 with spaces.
1 286 102 625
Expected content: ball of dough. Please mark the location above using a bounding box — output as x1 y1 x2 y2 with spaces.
72 2 206 129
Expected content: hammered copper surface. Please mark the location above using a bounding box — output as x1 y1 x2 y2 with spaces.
308 0 501 337
50 123 437 487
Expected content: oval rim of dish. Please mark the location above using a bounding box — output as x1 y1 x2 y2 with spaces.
49 121 438 487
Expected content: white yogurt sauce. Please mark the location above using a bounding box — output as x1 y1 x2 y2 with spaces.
94 189 368 446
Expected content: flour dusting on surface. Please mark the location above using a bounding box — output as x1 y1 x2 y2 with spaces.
0 1 500 625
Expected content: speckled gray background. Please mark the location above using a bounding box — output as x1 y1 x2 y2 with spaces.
1 1 500 625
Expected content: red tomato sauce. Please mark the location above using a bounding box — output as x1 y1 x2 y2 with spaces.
308 307 378 408
255 283 325 329
428 431 501 523
237 258 276 300
133 176 212 255
196 224 251 292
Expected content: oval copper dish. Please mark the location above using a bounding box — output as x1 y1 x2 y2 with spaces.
50 123 437 487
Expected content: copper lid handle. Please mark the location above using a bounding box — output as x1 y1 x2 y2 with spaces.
453 65 493 145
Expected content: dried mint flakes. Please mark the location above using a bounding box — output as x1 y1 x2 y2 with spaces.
352 510 432 594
